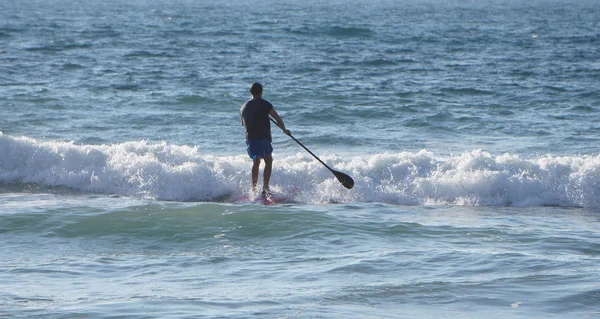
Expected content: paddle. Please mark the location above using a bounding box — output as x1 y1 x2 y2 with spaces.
270 117 354 189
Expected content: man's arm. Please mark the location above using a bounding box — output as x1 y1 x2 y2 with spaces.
240 106 245 127
269 108 290 135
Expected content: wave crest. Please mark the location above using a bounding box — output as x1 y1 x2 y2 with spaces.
1 135 600 207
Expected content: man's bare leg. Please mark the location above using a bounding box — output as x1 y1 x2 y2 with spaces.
263 154 273 196
251 157 261 192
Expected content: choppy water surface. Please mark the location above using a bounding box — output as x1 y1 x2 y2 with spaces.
1 0 600 318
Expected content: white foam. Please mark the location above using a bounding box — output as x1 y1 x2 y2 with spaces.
1 134 600 207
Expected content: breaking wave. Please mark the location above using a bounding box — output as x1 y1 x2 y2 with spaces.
2 133 600 207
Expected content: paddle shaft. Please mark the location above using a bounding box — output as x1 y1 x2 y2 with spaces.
269 118 337 171
269 117 354 189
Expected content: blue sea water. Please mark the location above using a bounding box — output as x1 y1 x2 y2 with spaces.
1 0 600 318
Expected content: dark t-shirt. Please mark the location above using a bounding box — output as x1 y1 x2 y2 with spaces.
240 98 274 141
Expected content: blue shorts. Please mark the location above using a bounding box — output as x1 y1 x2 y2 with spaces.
246 139 273 159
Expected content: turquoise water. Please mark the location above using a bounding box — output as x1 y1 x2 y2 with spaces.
1 0 600 318
2 195 599 318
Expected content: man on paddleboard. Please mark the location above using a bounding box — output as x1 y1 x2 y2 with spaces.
240 83 290 197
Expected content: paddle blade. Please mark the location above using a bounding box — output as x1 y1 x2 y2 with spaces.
333 171 354 189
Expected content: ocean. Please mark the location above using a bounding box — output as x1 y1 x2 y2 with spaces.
1 0 599 318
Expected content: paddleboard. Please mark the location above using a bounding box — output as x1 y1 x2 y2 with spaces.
233 194 287 205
